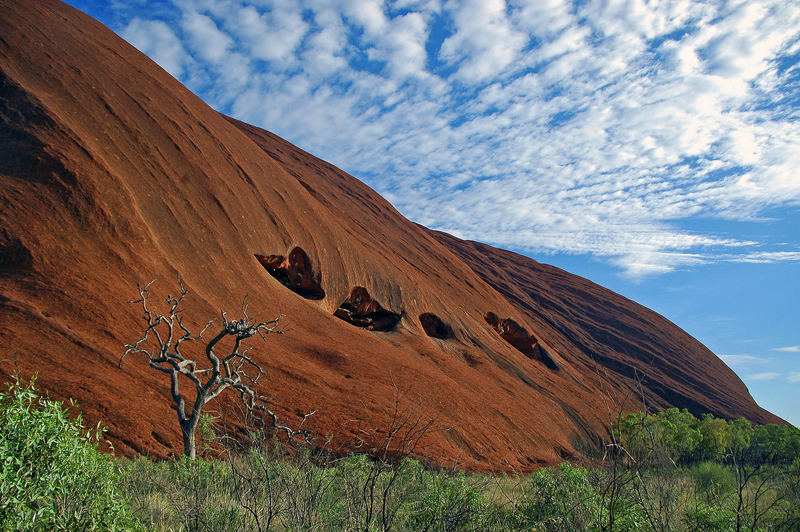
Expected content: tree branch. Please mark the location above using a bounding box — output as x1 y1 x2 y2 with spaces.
119 279 306 458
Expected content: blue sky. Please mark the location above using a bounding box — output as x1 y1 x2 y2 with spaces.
67 0 799 426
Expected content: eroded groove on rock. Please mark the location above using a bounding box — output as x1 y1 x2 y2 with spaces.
255 246 325 300
419 312 453 339
485 312 560 370
334 286 401 332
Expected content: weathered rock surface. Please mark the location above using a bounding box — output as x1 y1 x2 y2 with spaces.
0 0 782 471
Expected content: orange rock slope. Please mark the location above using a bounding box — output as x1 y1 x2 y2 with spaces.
0 0 781 470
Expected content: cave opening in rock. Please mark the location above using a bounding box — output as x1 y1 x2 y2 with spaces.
419 312 453 339
254 246 325 300
484 312 560 370
334 286 401 332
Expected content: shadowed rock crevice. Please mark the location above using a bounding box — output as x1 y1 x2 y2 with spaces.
485 312 560 370
0 72 72 186
334 286 401 332
0 235 33 276
255 246 325 300
419 312 453 339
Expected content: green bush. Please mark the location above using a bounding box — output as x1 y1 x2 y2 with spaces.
0 376 139 531
682 500 735 531
691 461 734 501
515 462 599 531
405 463 486 531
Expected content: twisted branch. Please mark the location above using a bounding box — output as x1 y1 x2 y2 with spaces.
120 278 314 456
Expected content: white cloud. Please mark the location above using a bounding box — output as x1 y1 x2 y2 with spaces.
235 4 308 66
773 346 800 353
300 8 348 77
513 0 574 39
719 354 771 367
788 372 800 384
181 10 233 63
735 252 800 264
122 18 188 79
341 0 388 36
376 12 429 79
440 0 527 80
746 372 780 381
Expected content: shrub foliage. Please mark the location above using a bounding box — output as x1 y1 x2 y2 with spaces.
0 377 139 531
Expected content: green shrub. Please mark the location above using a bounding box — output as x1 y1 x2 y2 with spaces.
121 454 258 531
405 463 486 531
332 453 412 530
163 456 243 531
515 462 599 531
683 500 735 531
692 461 735 501
0 376 139 531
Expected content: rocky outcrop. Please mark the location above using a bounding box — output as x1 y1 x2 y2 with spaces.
255 247 325 300
0 0 781 471
484 312 560 370
334 287 401 332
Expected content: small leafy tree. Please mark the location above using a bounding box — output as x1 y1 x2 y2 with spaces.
0 376 139 531
696 413 730 461
121 279 312 458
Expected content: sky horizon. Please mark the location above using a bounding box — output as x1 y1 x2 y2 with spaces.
67 0 799 426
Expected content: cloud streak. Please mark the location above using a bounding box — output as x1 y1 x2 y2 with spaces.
719 354 773 367
746 372 780 381
115 0 800 278
773 345 800 353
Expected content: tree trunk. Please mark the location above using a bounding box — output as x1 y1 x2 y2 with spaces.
181 415 200 459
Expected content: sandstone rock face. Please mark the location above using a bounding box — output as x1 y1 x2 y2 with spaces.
0 0 782 470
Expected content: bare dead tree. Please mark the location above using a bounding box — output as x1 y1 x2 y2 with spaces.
120 279 313 459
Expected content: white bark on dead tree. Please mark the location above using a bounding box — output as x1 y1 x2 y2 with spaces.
120 279 313 458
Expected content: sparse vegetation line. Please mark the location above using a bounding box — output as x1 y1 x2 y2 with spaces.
3 375 799 531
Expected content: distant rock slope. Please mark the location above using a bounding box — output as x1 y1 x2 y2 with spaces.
0 0 781 470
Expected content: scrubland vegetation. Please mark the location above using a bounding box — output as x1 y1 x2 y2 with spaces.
2 377 799 531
